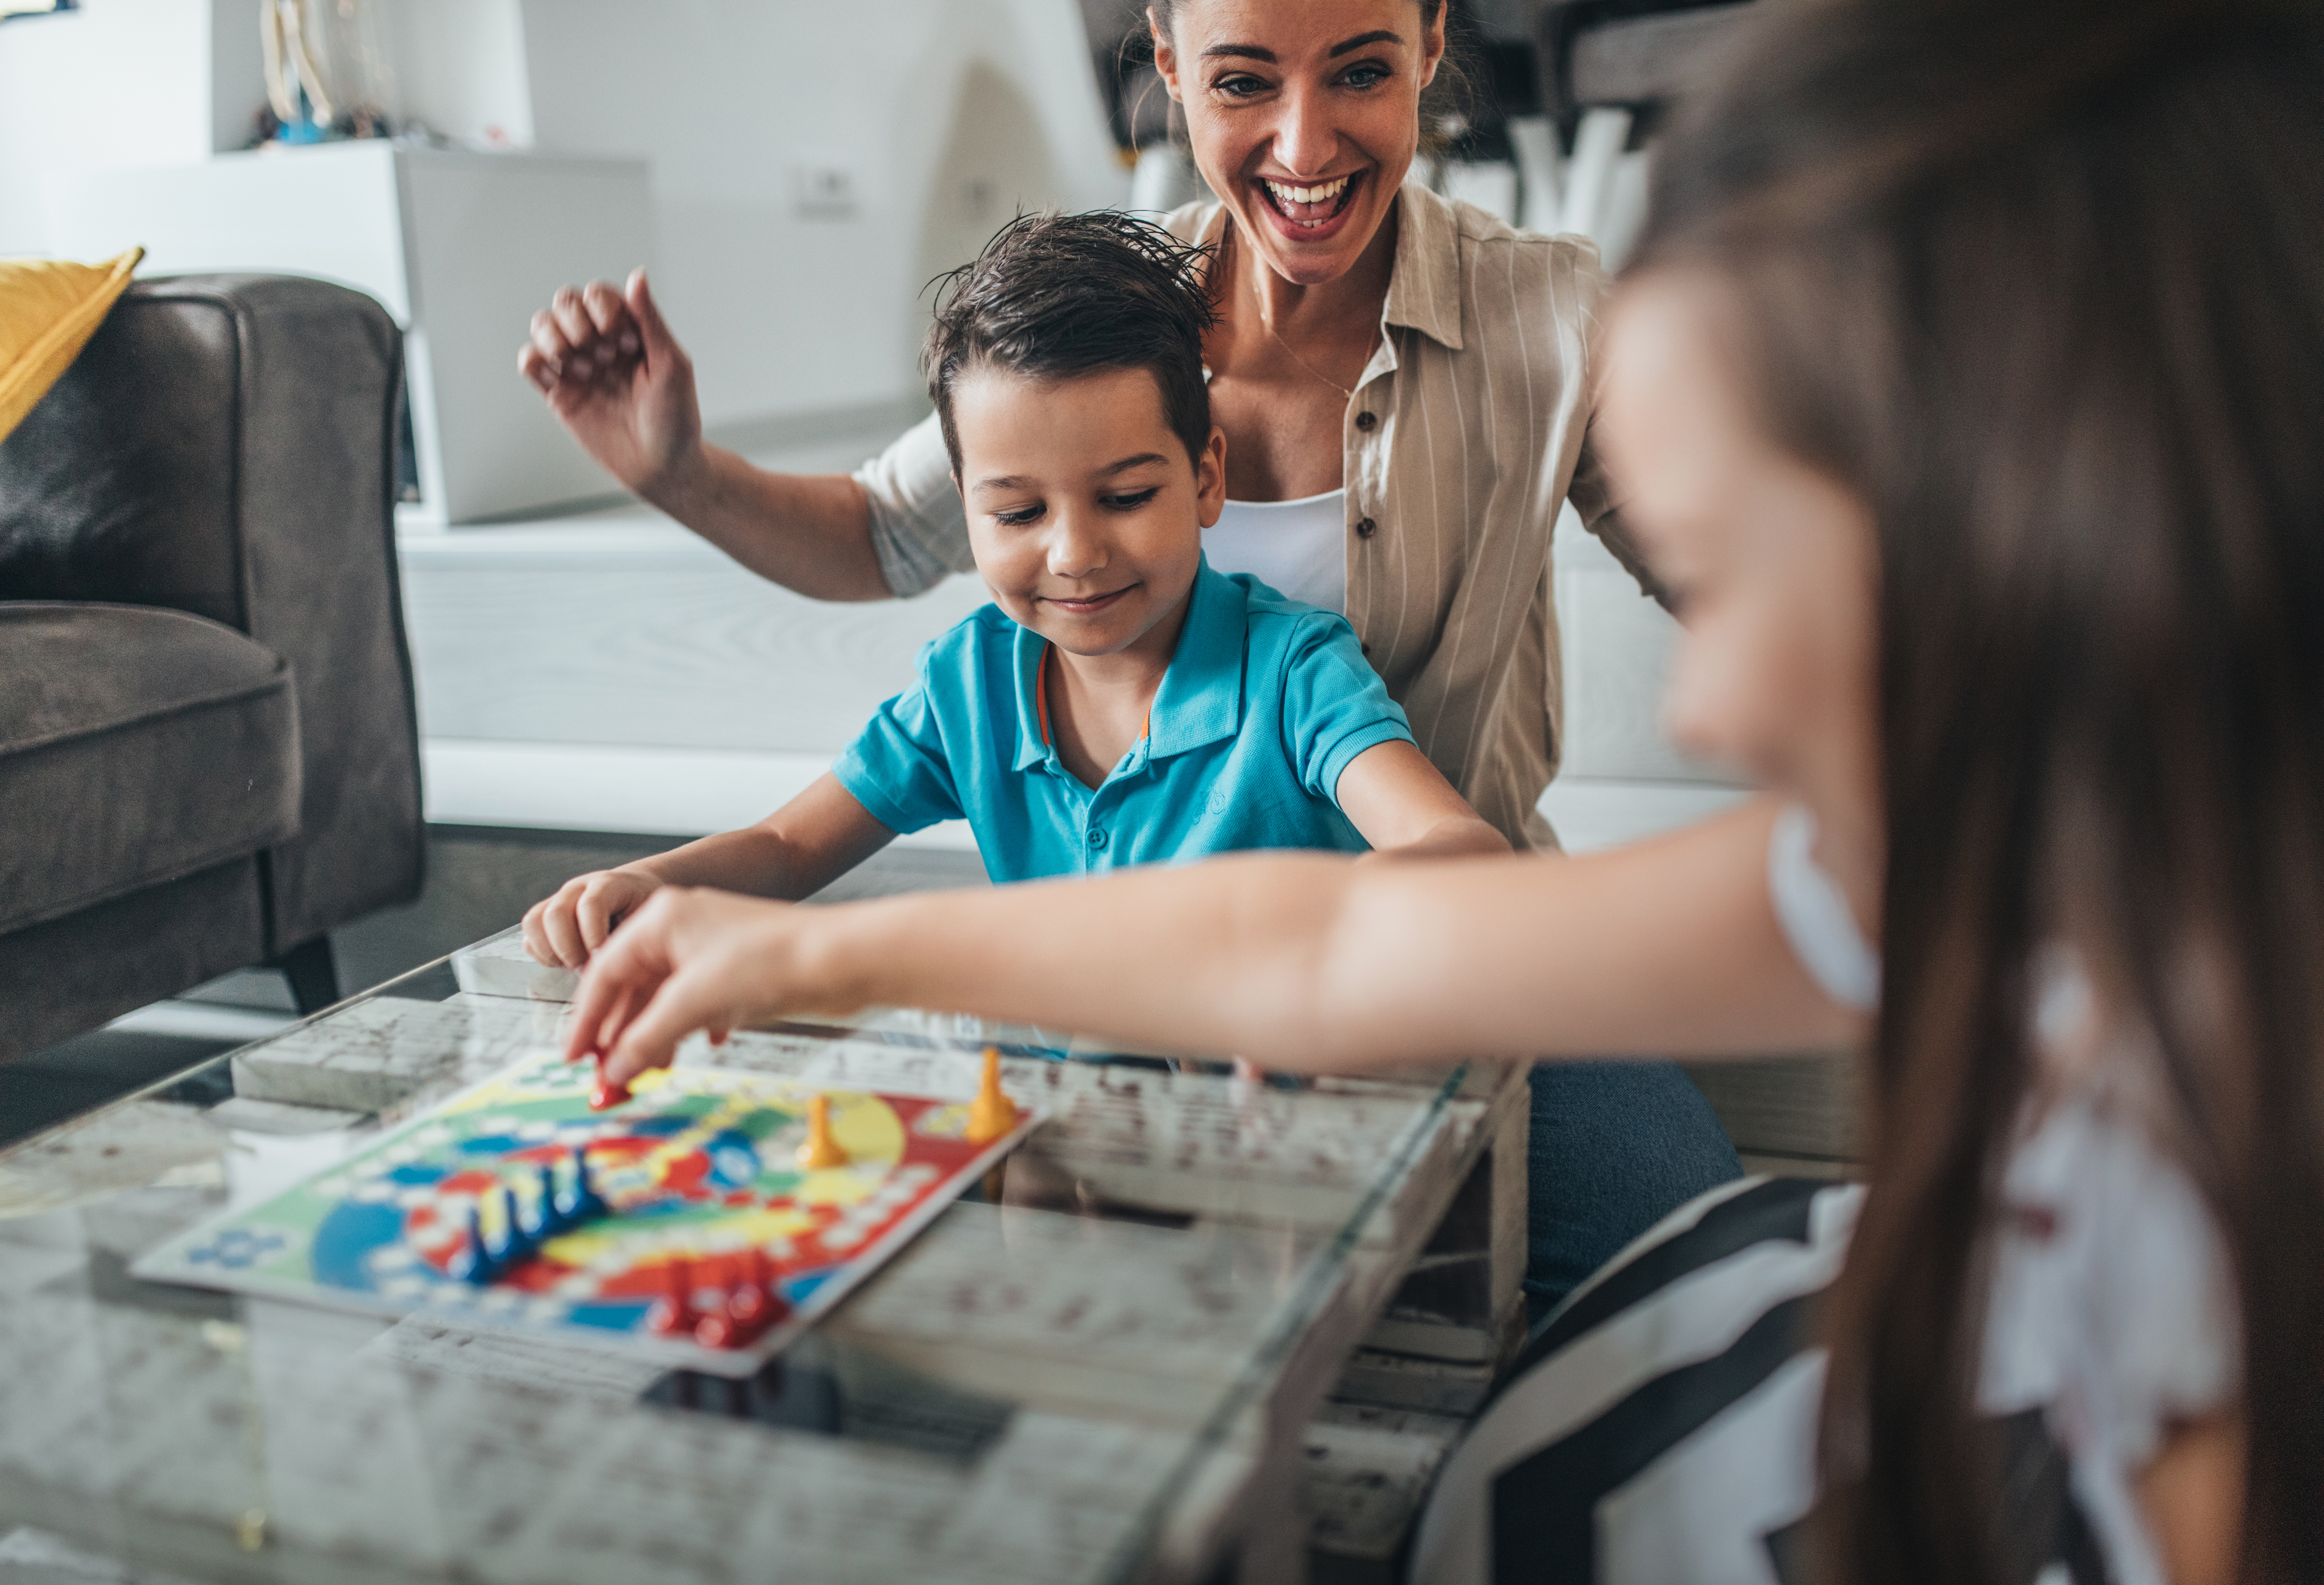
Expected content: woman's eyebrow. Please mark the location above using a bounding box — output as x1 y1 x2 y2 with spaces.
1202 31 1404 63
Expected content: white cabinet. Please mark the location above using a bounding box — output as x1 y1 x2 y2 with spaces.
49 141 650 526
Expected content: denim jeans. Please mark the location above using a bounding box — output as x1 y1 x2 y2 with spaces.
1523 1061 1742 1329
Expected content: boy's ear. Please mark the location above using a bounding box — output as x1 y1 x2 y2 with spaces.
1194 425 1227 530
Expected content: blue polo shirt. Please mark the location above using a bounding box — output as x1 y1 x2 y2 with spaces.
832 558 1415 882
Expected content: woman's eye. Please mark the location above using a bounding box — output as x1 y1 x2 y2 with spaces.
1103 488 1162 511
1340 63 1389 89
1211 73 1270 98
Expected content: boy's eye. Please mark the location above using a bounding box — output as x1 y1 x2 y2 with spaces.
1102 487 1162 511
993 504 1045 527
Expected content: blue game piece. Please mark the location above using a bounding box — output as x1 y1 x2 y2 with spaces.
524 1163 558 1239
556 1145 607 1223
487 1183 536 1267
447 1202 497 1285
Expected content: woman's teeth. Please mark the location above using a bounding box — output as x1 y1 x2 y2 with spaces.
1265 175 1351 206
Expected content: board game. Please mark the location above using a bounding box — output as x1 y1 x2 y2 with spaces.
133 1048 1040 1376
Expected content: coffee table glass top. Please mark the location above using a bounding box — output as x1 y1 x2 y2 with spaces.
0 930 1463 1584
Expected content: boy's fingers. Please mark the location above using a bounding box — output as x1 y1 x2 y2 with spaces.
576 880 619 952
541 892 588 970
520 900 556 966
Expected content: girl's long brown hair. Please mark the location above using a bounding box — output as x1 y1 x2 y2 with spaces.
1630 1 2324 1579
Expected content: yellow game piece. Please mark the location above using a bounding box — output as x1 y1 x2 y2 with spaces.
795 1093 849 1169
964 1046 1020 1145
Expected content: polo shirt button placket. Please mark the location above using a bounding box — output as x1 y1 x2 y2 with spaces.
1354 410 1378 433
1086 826 1110 854
1355 516 1378 540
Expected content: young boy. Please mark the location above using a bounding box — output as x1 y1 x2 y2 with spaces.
523 211 1505 970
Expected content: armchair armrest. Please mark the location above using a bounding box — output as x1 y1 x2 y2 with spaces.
0 274 424 953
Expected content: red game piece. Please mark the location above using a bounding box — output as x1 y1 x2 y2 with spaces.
589 1052 631 1111
646 1257 691 1335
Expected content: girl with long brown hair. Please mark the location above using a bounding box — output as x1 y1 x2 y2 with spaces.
563 0 2324 1575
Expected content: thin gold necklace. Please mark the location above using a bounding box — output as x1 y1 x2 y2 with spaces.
1232 224 1359 402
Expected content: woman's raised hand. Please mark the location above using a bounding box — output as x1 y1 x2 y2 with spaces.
563 888 857 1087
517 267 704 499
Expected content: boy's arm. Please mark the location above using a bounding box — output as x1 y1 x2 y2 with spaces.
1333 740 1512 860
633 775 897 896
524 777 895 966
567 796 1865 1084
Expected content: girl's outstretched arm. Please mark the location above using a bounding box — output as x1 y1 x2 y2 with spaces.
568 796 1862 1084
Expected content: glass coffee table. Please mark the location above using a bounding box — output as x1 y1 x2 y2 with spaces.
0 928 1523 1584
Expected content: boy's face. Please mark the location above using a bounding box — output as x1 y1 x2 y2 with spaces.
954 365 1226 661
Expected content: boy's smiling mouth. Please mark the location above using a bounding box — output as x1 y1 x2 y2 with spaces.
1041 584 1139 616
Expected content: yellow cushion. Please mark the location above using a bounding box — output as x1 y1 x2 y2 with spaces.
0 248 144 447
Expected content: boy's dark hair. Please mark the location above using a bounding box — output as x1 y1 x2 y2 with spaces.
924 210 1216 477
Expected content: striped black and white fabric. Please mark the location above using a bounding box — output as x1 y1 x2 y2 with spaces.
1410 1175 1863 1585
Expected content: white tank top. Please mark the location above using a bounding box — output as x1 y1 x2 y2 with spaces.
1202 489 1348 614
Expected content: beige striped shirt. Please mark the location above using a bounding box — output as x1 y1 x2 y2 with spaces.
856 182 1648 849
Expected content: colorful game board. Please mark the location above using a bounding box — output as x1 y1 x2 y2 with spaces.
133 1050 1040 1375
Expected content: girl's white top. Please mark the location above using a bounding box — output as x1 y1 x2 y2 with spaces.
1768 803 2240 1585
1201 490 1350 616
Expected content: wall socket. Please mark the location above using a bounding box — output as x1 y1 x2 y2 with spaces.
789 162 861 220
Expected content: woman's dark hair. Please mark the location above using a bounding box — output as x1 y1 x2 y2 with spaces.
924 210 1217 476
1633 0 2324 1580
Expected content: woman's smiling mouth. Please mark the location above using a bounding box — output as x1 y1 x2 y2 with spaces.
1257 172 1362 232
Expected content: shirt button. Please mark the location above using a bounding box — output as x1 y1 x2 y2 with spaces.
1086 827 1109 851
1354 411 1377 432
1355 516 1377 539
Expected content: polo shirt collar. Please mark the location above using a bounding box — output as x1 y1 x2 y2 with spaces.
1188 179 1465 354
1146 555 1246 760
1008 556 1247 774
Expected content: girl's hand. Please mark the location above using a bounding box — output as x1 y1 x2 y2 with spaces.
563 888 860 1087
521 866 663 969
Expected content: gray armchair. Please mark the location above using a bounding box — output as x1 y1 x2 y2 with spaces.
0 275 424 1063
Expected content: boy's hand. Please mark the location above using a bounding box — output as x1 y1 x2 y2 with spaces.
517 268 705 502
522 867 664 969
563 888 859 1087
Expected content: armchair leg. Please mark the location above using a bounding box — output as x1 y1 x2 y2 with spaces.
271 935 340 1015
